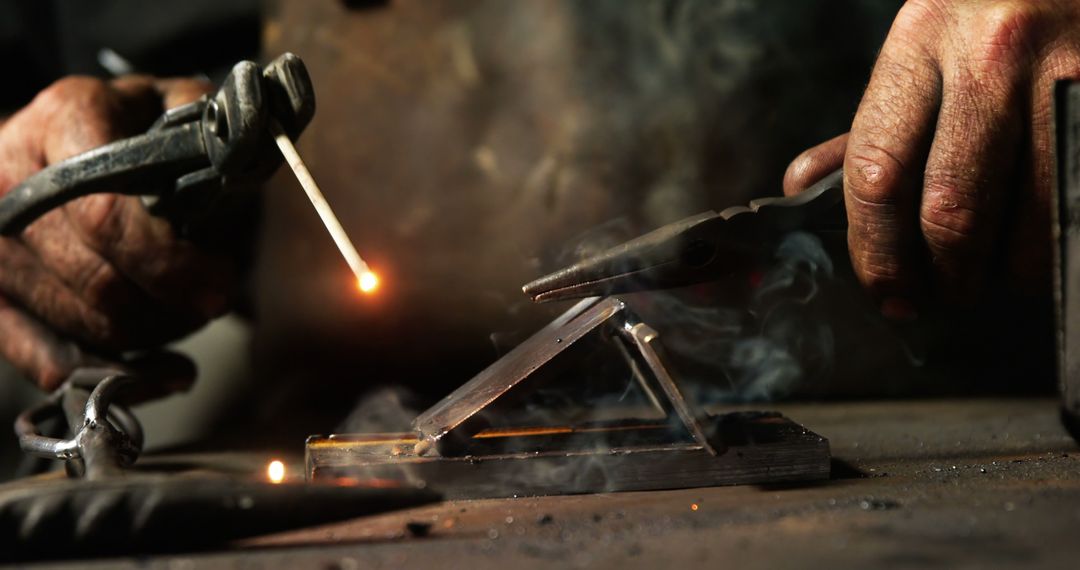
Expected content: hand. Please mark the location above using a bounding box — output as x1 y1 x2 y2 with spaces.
784 0 1080 319
0 75 234 390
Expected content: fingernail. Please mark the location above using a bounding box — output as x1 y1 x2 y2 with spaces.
881 297 918 322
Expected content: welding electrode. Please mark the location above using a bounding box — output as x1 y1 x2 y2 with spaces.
269 120 378 290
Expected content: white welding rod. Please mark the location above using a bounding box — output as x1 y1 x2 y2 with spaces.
269 120 372 280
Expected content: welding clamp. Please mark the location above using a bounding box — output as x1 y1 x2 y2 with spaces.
0 52 315 237
523 168 846 302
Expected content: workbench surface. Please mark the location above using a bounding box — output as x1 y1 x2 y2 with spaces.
36 398 1080 569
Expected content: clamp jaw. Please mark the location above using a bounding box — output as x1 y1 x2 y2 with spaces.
15 369 142 480
0 52 315 236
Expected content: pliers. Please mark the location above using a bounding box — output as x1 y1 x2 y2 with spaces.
0 52 314 236
523 169 847 302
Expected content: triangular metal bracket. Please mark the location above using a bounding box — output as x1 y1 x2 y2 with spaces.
411 297 720 456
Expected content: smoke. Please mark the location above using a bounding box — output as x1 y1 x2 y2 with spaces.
336 385 419 433
620 231 837 404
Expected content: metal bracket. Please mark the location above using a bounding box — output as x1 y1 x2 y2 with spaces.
411 297 719 456
306 298 830 498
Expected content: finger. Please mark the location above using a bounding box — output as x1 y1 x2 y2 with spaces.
920 13 1031 302
784 133 849 196
0 107 47 194
1006 42 1080 295
21 77 233 319
20 206 200 330
0 293 194 397
107 75 201 130
36 77 151 163
844 5 944 318
61 194 234 319
0 235 206 350
36 75 208 164
0 295 85 391
0 237 118 345
115 351 197 405
152 77 214 110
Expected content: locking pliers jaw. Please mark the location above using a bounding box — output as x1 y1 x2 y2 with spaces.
0 52 315 237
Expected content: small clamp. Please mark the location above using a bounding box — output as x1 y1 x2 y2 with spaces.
0 52 315 236
14 368 143 480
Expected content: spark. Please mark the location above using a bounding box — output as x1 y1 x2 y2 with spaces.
358 270 379 293
267 459 286 484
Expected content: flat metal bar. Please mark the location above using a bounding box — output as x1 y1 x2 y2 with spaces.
1055 81 1080 438
412 297 615 452
623 322 721 455
311 413 829 499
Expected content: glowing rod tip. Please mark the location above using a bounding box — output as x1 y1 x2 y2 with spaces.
358 271 379 293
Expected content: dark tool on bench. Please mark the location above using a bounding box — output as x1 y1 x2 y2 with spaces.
4 366 437 560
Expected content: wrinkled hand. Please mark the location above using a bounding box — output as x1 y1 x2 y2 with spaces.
0 75 233 390
785 0 1080 319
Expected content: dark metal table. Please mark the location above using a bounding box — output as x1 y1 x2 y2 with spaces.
28 397 1080 569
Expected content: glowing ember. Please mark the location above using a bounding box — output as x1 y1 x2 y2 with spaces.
358 271 379 293
267 459 286 484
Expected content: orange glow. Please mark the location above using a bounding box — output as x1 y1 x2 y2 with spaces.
358 271 379 293
690 503 699 511
267 459 286 484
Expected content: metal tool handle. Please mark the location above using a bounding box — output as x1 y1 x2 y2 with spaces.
0 123 208 235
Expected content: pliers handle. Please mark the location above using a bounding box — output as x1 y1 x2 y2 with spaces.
0 52 315 236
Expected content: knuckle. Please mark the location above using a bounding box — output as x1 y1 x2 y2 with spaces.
71 194 128 249
919 176 980 253
78 305 121 346
1037 43 1080 84
920 208 975 255
971 2 1040 74
34 76 111 115
845 142 906 206
78 259 124 308
892 0 948 36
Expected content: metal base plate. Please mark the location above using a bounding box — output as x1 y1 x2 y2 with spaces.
307 411 830 499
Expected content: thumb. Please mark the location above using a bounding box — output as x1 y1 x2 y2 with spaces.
784 133 849 196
